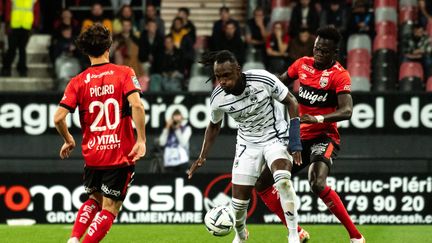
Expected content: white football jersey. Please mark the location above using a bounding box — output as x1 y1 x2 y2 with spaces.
210 69 290 144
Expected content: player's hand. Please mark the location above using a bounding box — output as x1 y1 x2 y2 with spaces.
60 137 75 159
187 157 206 179
128 141 146 162
300 114 318 124
291 151 302 166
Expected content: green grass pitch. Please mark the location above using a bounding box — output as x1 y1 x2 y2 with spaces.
0 224 430 242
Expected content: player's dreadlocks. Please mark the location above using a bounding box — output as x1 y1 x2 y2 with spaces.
199 50 238 83
316 26 342 45
76 23 112 57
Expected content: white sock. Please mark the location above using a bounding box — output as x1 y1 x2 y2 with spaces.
273 170 299 237
231 198 250 239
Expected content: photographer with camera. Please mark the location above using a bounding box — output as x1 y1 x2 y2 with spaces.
158 109 192 173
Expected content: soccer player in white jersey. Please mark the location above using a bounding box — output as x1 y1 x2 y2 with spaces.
187 50 303 243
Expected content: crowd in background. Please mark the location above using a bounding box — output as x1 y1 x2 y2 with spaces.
0 0 432 91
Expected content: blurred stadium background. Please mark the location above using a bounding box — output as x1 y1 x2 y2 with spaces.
0 0 431 242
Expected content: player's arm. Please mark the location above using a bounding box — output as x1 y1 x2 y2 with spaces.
127 92 147 162
278 71 297 86
187 120 222 179
54 106 76 159
302 93 353 123
280 91 302 165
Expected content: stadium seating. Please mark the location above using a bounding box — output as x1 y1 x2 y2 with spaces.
399 6 418 24
426 77 432 91
374 0 397 8
373 35 398 52
376 21 397 36
399 62 424 91
399 0 418 7
270 7 292 22
272 0 290 8
348 62 371 79
375 7 398 24
351 77 371 91
427 21 432 37
347 49 371 65
188 76 213 92
347 34 372 54
373 62 398 91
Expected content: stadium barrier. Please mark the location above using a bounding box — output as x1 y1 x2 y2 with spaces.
1 173 431 225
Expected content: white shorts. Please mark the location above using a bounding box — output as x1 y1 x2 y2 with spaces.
231 139 293 186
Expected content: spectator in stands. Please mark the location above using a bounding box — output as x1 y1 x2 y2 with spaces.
81 2 113 33
1 0 39 77
169 16 195 87
112 19 144 77
320 0 348 37
213 20 245 66
402 24 432 78
177 7 196 44
348 0 374 38
140 4 165 37
419 0 432 27
288 27 315 62
245 6 269 61
112 4 139 36
159 109 192 173
150 35 184 92
266 22 290 74
289 0 320 36
138 19 164 75
210 6 241 51
53 9 80 37
50 25 79 62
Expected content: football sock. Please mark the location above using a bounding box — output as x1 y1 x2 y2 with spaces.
82 209 115 243
71 198 100 239
319 186 362 239
231 198 250 239
257 185 287 226
273 170 299 239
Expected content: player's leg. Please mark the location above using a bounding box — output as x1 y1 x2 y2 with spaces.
264 142 300 242
231 142 263 242
231 184 254 242
82 165 135 243
68 169 103 242
307 138 363 241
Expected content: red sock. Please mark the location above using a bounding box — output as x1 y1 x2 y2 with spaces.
82 209 116 243
71 199 100 239
257 185 287 226
319 186 361 239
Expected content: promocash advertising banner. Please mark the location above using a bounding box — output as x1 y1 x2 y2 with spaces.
1 173 431 224
0 92 431 135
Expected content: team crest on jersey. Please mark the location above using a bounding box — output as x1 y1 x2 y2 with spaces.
250 94 258 103
131 76 141 89
319 77 329 88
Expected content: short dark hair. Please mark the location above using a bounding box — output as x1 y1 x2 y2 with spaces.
178 7 190 15
76 23 112 57
316 26 342 45
220 6 230 13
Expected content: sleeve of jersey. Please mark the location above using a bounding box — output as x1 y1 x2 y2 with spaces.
123 68 142 97
287 58 301 79
269 73 289 102
210 101 224 124
335 71 352 94
59 79 78 112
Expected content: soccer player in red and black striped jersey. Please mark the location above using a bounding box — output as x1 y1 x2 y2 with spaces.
54 24 146 243
255 26 365 243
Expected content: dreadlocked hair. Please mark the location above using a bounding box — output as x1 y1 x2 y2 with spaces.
199 50 238 83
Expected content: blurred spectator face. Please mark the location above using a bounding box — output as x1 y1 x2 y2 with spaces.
173 18 183 32
146 21 157 35
300 0 311 7
165 36 174 51
330 3 340 11
91 3 103 17
220 9 230 22
172 112 183 125
62 27 72 39
225 23 236 39
61 9 72 20
273 22 283 35
146 5 157 19
121 5 133 18
177 10 188 22
413 26 425 38
122 20 132 34
299 30 311 43
254 9 264 20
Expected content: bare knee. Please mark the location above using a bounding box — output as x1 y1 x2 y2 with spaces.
310 177 326 194
102 197 122 216
89 192 103 206
255 173 274 193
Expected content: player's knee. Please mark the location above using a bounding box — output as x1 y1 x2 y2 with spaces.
310 177 326 194
255 176 272 192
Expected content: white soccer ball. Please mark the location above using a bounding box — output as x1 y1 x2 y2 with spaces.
204 205 235 236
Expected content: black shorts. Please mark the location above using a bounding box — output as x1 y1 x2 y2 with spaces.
83 165 135 201
292 135 340 175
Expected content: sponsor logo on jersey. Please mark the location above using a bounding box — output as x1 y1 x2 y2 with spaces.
90 70 114 79
298 87 328 105
101 184 121 197
88 134 121 150
229 106 236 111
132 76 141 89
301 64 315 74
319 77 329 88
84 73 91 83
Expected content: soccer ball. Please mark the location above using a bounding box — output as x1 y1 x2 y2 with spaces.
204 205 235 236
